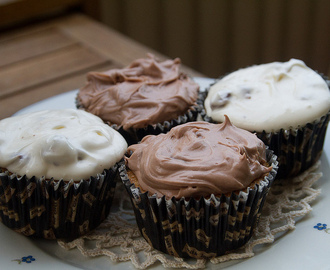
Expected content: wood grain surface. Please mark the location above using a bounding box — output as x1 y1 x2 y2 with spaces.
0 13 204 119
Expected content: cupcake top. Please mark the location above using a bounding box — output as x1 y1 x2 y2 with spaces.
125 117 272 199
0 109 127 181
204 59 330 132
77 54 199 130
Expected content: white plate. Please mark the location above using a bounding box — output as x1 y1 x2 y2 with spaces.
1 77 329 270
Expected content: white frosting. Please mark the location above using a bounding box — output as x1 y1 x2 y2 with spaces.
204 59 330 132
0 109 127 180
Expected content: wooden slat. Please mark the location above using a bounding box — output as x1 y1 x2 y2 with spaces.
51 14 204 77
123 0 162 52
0 61 120 119
0 0 82 27
0 43 108 99
100 0 330 77
284 0 312 63
81 0 102 21
99 0 124 32
231 0 261 71
309 0 330 74
198 0 230 78
162 0 198 69
0 14 204 120
0 28 76 67
260 0 286 63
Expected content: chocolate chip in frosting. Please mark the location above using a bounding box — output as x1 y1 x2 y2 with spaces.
211 92 232 110
16 153 29 162
241 87 252 99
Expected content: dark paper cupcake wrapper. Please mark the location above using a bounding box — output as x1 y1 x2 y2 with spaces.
120 150 278 259
198 75 330 179
110 104 200 145
0 163 119 240
255 112 329 178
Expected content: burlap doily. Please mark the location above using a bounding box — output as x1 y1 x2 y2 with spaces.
57 162 322 269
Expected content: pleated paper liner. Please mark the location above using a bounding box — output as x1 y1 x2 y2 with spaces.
120 150 278 259
76 97 201 145
110 105 200 145
198 75 330 179
255 112 329 178
0 163 119 240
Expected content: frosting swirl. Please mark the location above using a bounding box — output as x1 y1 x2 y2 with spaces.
0 109 127 180
77 54 199 130
125 117 272 199
204 59 330 132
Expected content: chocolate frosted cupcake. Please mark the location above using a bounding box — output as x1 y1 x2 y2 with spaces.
0 109 127 239
76 54 200 145
120 117 278 258
200 59 330 178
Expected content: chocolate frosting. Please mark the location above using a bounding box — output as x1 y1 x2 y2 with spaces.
125 116 272 199
77 54 199 130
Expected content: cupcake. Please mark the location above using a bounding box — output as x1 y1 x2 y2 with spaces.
76 54 200 145
200 59 330 178
120 117 278 258
0 109 127 239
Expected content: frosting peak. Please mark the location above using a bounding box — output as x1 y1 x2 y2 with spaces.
125 117 272 199
77 54 199 130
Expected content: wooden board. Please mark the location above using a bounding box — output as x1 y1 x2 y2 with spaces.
0 13 204 119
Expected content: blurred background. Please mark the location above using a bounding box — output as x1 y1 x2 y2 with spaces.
1 0 329 78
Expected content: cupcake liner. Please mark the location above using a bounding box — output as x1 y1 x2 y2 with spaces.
198 75 330 179
255 112 329 178
120 150 278 259
0 163 119 240
110 104 200 145
76 96 201 145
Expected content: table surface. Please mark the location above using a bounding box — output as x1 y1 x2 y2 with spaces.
0 13 204 119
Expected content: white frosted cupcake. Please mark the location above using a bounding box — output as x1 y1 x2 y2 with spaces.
0 109 127 239
200 59 330 178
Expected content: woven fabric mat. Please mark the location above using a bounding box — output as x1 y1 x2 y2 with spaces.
57 162 322 269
